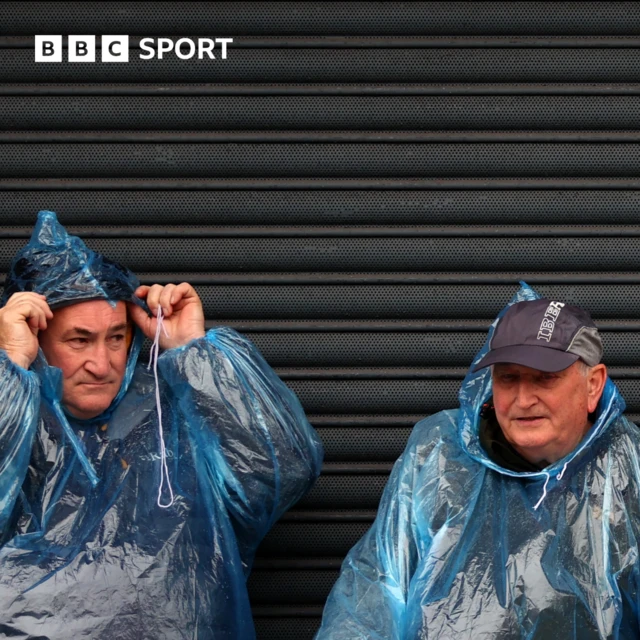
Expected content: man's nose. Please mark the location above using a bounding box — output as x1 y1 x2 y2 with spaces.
514 382 538 408
84 342 111 378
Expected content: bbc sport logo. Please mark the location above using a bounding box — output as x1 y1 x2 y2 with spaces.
34 36 233 62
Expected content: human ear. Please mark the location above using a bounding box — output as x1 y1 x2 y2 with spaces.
587 364 607 414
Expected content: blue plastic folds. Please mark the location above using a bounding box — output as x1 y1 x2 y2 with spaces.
316 283 640 640
2 210 147 312
0 212 323 639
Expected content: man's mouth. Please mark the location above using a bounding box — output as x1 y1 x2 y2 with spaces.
514 416 546 424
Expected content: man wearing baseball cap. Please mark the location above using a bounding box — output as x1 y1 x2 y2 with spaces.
473 297 607 473
316 283 640 640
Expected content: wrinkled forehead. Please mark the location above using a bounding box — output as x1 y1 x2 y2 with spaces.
491 361 578 376
50 299 129 331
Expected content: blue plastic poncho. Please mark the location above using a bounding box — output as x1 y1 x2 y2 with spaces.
316 283 640 640
0 211 323 639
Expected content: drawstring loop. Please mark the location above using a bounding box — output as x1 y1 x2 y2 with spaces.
147 307 175 509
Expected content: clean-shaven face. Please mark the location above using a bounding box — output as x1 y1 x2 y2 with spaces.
491 361 606 464
38 300 129 420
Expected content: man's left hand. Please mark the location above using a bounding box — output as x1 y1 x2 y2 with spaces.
129 283 206 350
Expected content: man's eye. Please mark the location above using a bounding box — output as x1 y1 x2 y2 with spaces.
109 334 125 343
69 337 88 346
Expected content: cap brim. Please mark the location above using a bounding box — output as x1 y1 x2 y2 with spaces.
472 345 580 373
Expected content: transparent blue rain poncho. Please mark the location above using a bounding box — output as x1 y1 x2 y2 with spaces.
0 211 323 639
316 283 640 640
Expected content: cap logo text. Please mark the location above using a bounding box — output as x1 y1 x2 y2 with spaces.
537 301 565 342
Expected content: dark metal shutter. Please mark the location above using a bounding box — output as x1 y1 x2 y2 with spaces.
1 3 640 639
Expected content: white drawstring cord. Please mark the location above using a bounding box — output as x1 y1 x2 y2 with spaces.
533 461 569 511
147 307 175 509
533 472 550 511
557 461 569 481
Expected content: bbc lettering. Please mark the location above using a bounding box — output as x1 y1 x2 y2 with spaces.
35 36 129 62
35 36 233 62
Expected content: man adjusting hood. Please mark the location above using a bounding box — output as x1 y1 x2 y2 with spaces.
0 211 323 639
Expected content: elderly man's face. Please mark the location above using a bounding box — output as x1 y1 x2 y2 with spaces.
492 361 607 465
38 300 129 420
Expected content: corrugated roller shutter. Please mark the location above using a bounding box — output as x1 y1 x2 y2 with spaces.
1 3 640 638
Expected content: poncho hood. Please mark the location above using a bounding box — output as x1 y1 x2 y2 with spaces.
4 210 147 311
458 281 626 491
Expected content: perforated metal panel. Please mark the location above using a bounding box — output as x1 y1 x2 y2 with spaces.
2 3 639 639
7 95 640 130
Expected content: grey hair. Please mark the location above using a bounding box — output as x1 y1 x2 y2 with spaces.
577 360 592 377
489 361 593 376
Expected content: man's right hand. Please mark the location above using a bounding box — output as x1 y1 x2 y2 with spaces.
0 292 53 370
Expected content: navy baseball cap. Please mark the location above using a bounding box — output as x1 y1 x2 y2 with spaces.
472 299 603 373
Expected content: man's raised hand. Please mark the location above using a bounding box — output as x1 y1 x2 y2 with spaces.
129 283 206 350
0 292 53 370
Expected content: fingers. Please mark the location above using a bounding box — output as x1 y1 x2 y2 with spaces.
134 285 150 299
143 284 171 317
5 292 53 331
169 282 198 309
0 293 53 368
158 283 177 317
7 292 52 314
127 301 155 340
132 282 204 349
25 308 48 333
135 283 199 318
127 301 149 328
